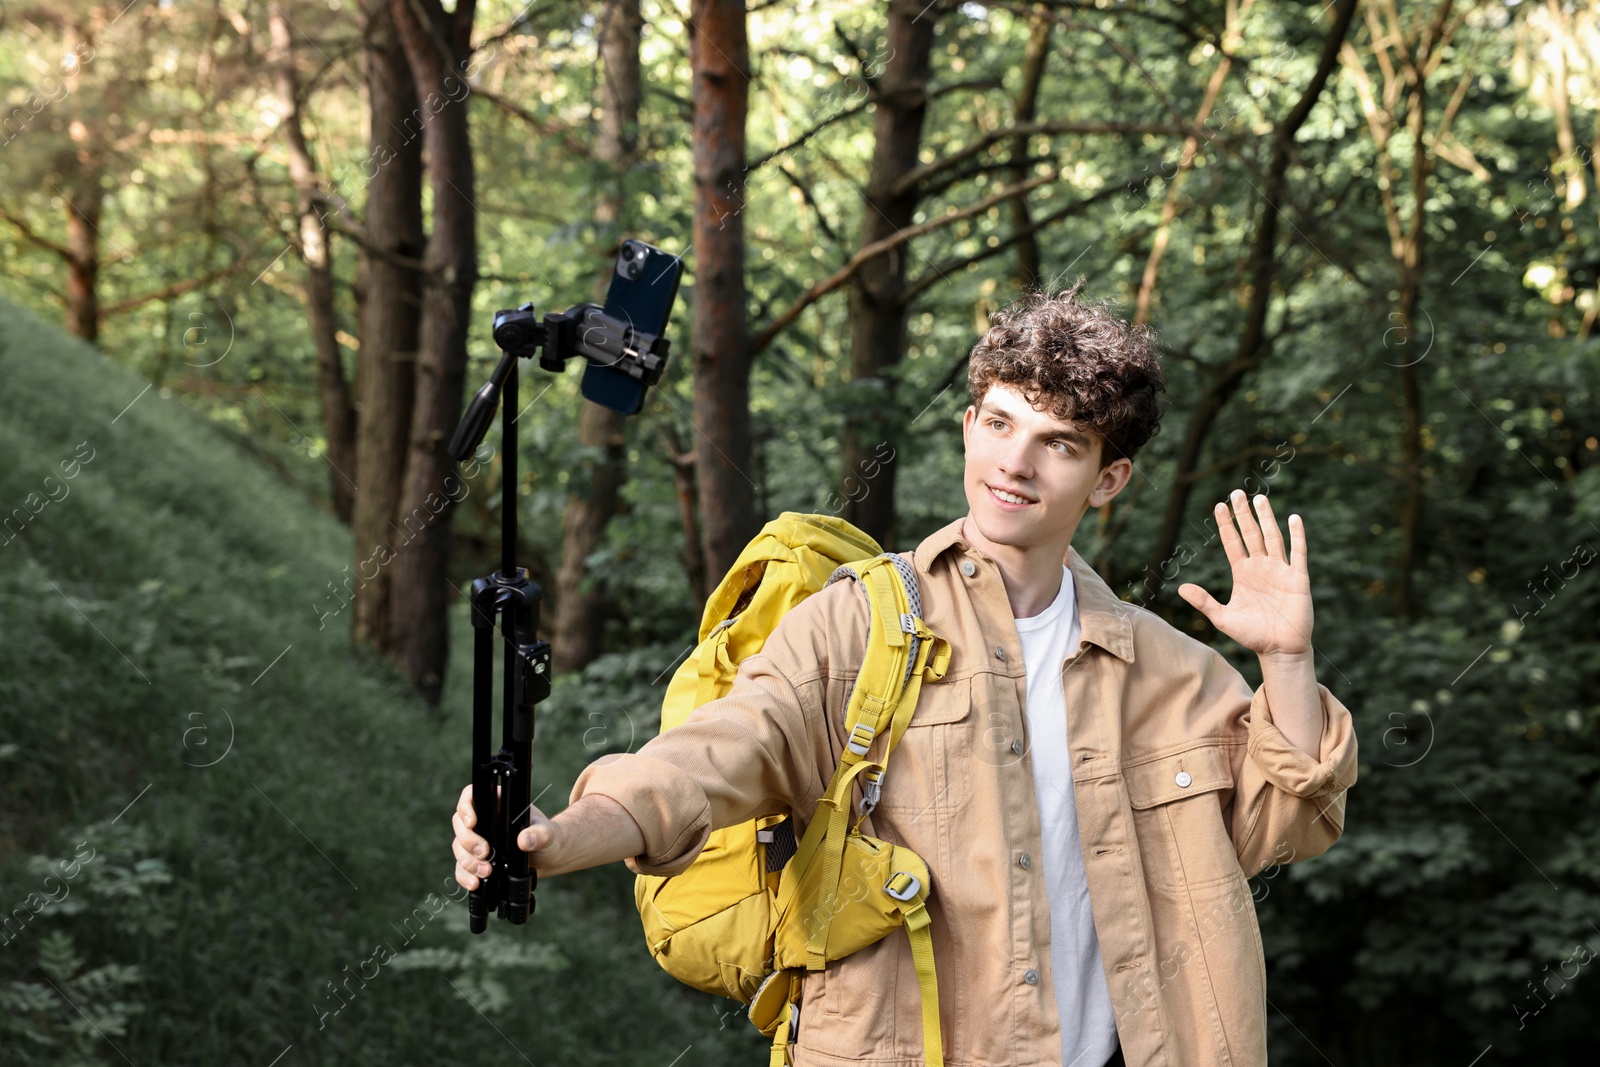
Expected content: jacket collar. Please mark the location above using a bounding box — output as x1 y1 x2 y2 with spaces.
913 513 1137 664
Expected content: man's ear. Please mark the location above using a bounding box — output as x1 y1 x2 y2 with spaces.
1089 458 1134 507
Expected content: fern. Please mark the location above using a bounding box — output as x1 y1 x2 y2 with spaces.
0 929 144 1065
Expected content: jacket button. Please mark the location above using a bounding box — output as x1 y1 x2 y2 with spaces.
1175 771 1192 787
1011 738 1024 755
1019 852 1031 869
995 646 1007 661
960 560 977 577
1023 969 1039 985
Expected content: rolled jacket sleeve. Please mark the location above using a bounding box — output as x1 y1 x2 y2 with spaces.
568 583 854 878
569 749 716 878
1228 664 1359 879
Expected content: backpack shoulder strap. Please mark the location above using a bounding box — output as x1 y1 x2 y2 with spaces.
824 553 950 790
790 554 949 969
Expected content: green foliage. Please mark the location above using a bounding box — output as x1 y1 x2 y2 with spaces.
0 930 145 1066
0 821 173 1065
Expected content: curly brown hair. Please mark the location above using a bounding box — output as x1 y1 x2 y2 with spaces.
967 279 1167 469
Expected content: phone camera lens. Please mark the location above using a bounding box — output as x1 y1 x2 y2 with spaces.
616 241 645 280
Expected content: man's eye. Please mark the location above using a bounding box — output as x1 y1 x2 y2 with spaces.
988 419 1005 431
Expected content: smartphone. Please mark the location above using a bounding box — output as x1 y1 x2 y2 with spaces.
580 239 684 416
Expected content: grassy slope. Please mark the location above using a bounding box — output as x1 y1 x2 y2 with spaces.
0 299 767 1065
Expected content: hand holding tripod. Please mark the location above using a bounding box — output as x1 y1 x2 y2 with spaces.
448 239 684 932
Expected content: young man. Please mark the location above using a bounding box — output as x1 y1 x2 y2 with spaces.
451 283 1358 1067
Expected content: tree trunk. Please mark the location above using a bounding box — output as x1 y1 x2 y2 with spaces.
688 0 757 585
1009 6 1051 292
839 0 938 550
389 0 479 703
660 419 707 606
64 181 102 343
269 6 358 524
553 401 629 670
352 0 424 653
553 0 643 674
1545 0 1585 210
1392 34 1431 622
60 18 103 346
1334 0 1456 619
1132 0 1254 328
1141 0 1357 612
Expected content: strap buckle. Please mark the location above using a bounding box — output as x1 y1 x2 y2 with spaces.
858 767 884 821
883 870 922 902
847 722 876 757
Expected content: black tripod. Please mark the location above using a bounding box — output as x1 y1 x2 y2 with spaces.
450 329 547 932
448 240 681 931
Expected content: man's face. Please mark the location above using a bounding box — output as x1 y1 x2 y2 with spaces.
961 382 1132 552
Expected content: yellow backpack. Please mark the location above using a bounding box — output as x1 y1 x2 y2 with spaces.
634 512 953 1066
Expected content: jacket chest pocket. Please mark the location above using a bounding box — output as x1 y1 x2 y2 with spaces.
871 676 974 816
1125 743 1242 892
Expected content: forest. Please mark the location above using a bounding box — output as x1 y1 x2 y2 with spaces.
1 0 1597 1064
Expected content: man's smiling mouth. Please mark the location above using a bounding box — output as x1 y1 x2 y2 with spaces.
987 484 1036 506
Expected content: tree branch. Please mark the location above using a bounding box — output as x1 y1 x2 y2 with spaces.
748 98 871 170
324 216 430 272
0 205 74 260
100 262 252 316
474 5 537 53
902 190 1107 304
749 168 1059 356
893 120 1191 198
918 152 1056 202
471 83 591 157
983 0 1199 134
774 160 843 247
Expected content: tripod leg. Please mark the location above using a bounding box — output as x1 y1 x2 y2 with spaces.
502 730 534 923
468 580 498 934
497 590 535 923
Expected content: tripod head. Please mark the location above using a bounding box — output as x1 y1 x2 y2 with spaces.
451 239 683 464
449 301 671 462
452 238 683 933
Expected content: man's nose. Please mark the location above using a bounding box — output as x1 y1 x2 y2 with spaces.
999 439 1036 477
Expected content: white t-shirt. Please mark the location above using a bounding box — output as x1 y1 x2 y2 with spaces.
1012 565 1120 1067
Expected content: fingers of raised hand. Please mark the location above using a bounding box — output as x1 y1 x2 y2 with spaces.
1179 582 1218 616
1250 493 1288 561
1287 512 1307 573
1227 489 1269 557
1214 496 1248 566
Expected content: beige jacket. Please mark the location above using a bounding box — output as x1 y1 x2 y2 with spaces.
570 514 1359 1067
